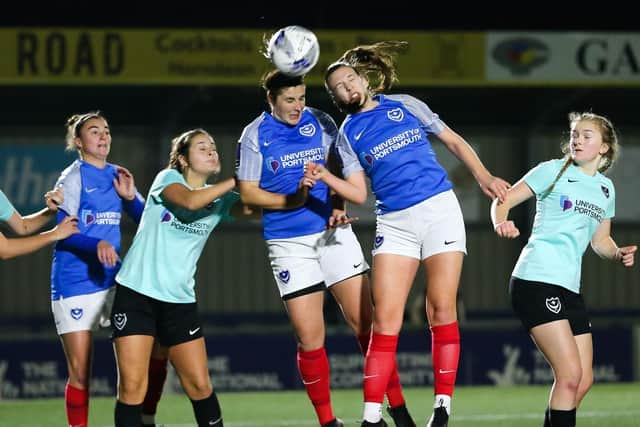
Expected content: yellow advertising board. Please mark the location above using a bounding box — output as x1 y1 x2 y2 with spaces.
0 28 485 86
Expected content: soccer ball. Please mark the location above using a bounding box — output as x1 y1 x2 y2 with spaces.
267 25 320 77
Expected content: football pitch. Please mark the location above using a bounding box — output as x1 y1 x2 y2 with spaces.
1 383 639 426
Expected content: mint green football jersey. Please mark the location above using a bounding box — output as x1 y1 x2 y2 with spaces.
512 159 615 293
116 169 239 303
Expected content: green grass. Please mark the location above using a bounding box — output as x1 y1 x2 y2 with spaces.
1 383 639 426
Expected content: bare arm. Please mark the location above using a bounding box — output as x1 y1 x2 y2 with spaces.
162 177 236 211
7 208 55 236
0 216 79 260
490 179 534 239
6 187 63 236
237 179 312 210
304 162 368 205
437 126 510 202
591 219 637 267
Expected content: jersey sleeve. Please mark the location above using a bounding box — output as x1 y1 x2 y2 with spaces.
236 118 263 181
122 191 145 223
308 107 338 155
335 117 364 178
56 161 82 216
0 190 16 222
388 94 446 135
604 178 616 219
522 160 561 196
219 191 241 222
149 169 184 205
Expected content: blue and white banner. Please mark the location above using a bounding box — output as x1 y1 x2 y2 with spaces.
0 326 633 399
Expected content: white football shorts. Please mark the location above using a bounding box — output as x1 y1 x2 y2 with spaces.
372 189 467 260
52 287 115 335
267 224 369 298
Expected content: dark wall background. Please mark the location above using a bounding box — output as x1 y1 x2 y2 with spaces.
1 12 638 336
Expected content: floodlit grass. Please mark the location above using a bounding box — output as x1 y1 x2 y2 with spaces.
1 383 639 426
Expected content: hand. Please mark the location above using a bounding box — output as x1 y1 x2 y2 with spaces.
51 216 79 240
327 211 359 229
304 161 326 180
616 245 637 267
298 176 316 189
481 176 511 203
45 187 64 211
113 166 136 201
494 220 520 239
97 240 119 267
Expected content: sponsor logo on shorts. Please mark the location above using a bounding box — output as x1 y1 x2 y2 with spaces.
113 313 127 330
278 270 290 284
374 235 384 249
189 327 201 336
545 297 561 314
70 308 83 320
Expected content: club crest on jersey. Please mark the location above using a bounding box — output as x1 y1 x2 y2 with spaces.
81 209 95 225
601 185 609 198
70 308 83 320
278 270 290 283
160 208 172 222
113 313 127 330
559 195 573 211
359 152 374 168
266 156 281 173
374 235 384 249
545 297 561 314
299 123 316 137
387 108 404 122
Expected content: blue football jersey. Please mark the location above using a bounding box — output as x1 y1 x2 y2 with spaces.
336 94 453 214
51 160 124 299
237 107 335 239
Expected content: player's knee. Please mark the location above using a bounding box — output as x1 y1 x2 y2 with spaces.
577 373 593 397
557 365 582 393
118 378 147 404
184 378 213 400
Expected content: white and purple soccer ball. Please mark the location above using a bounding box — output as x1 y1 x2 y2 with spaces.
267 25 320 77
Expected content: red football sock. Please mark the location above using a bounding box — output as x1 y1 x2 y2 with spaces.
297 347 334 425
65 383 88 427
363 333 398 404
358 333 405 407
143 356 168 415
431 321 460 396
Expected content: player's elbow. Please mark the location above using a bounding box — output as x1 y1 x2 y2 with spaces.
351 193 367 205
